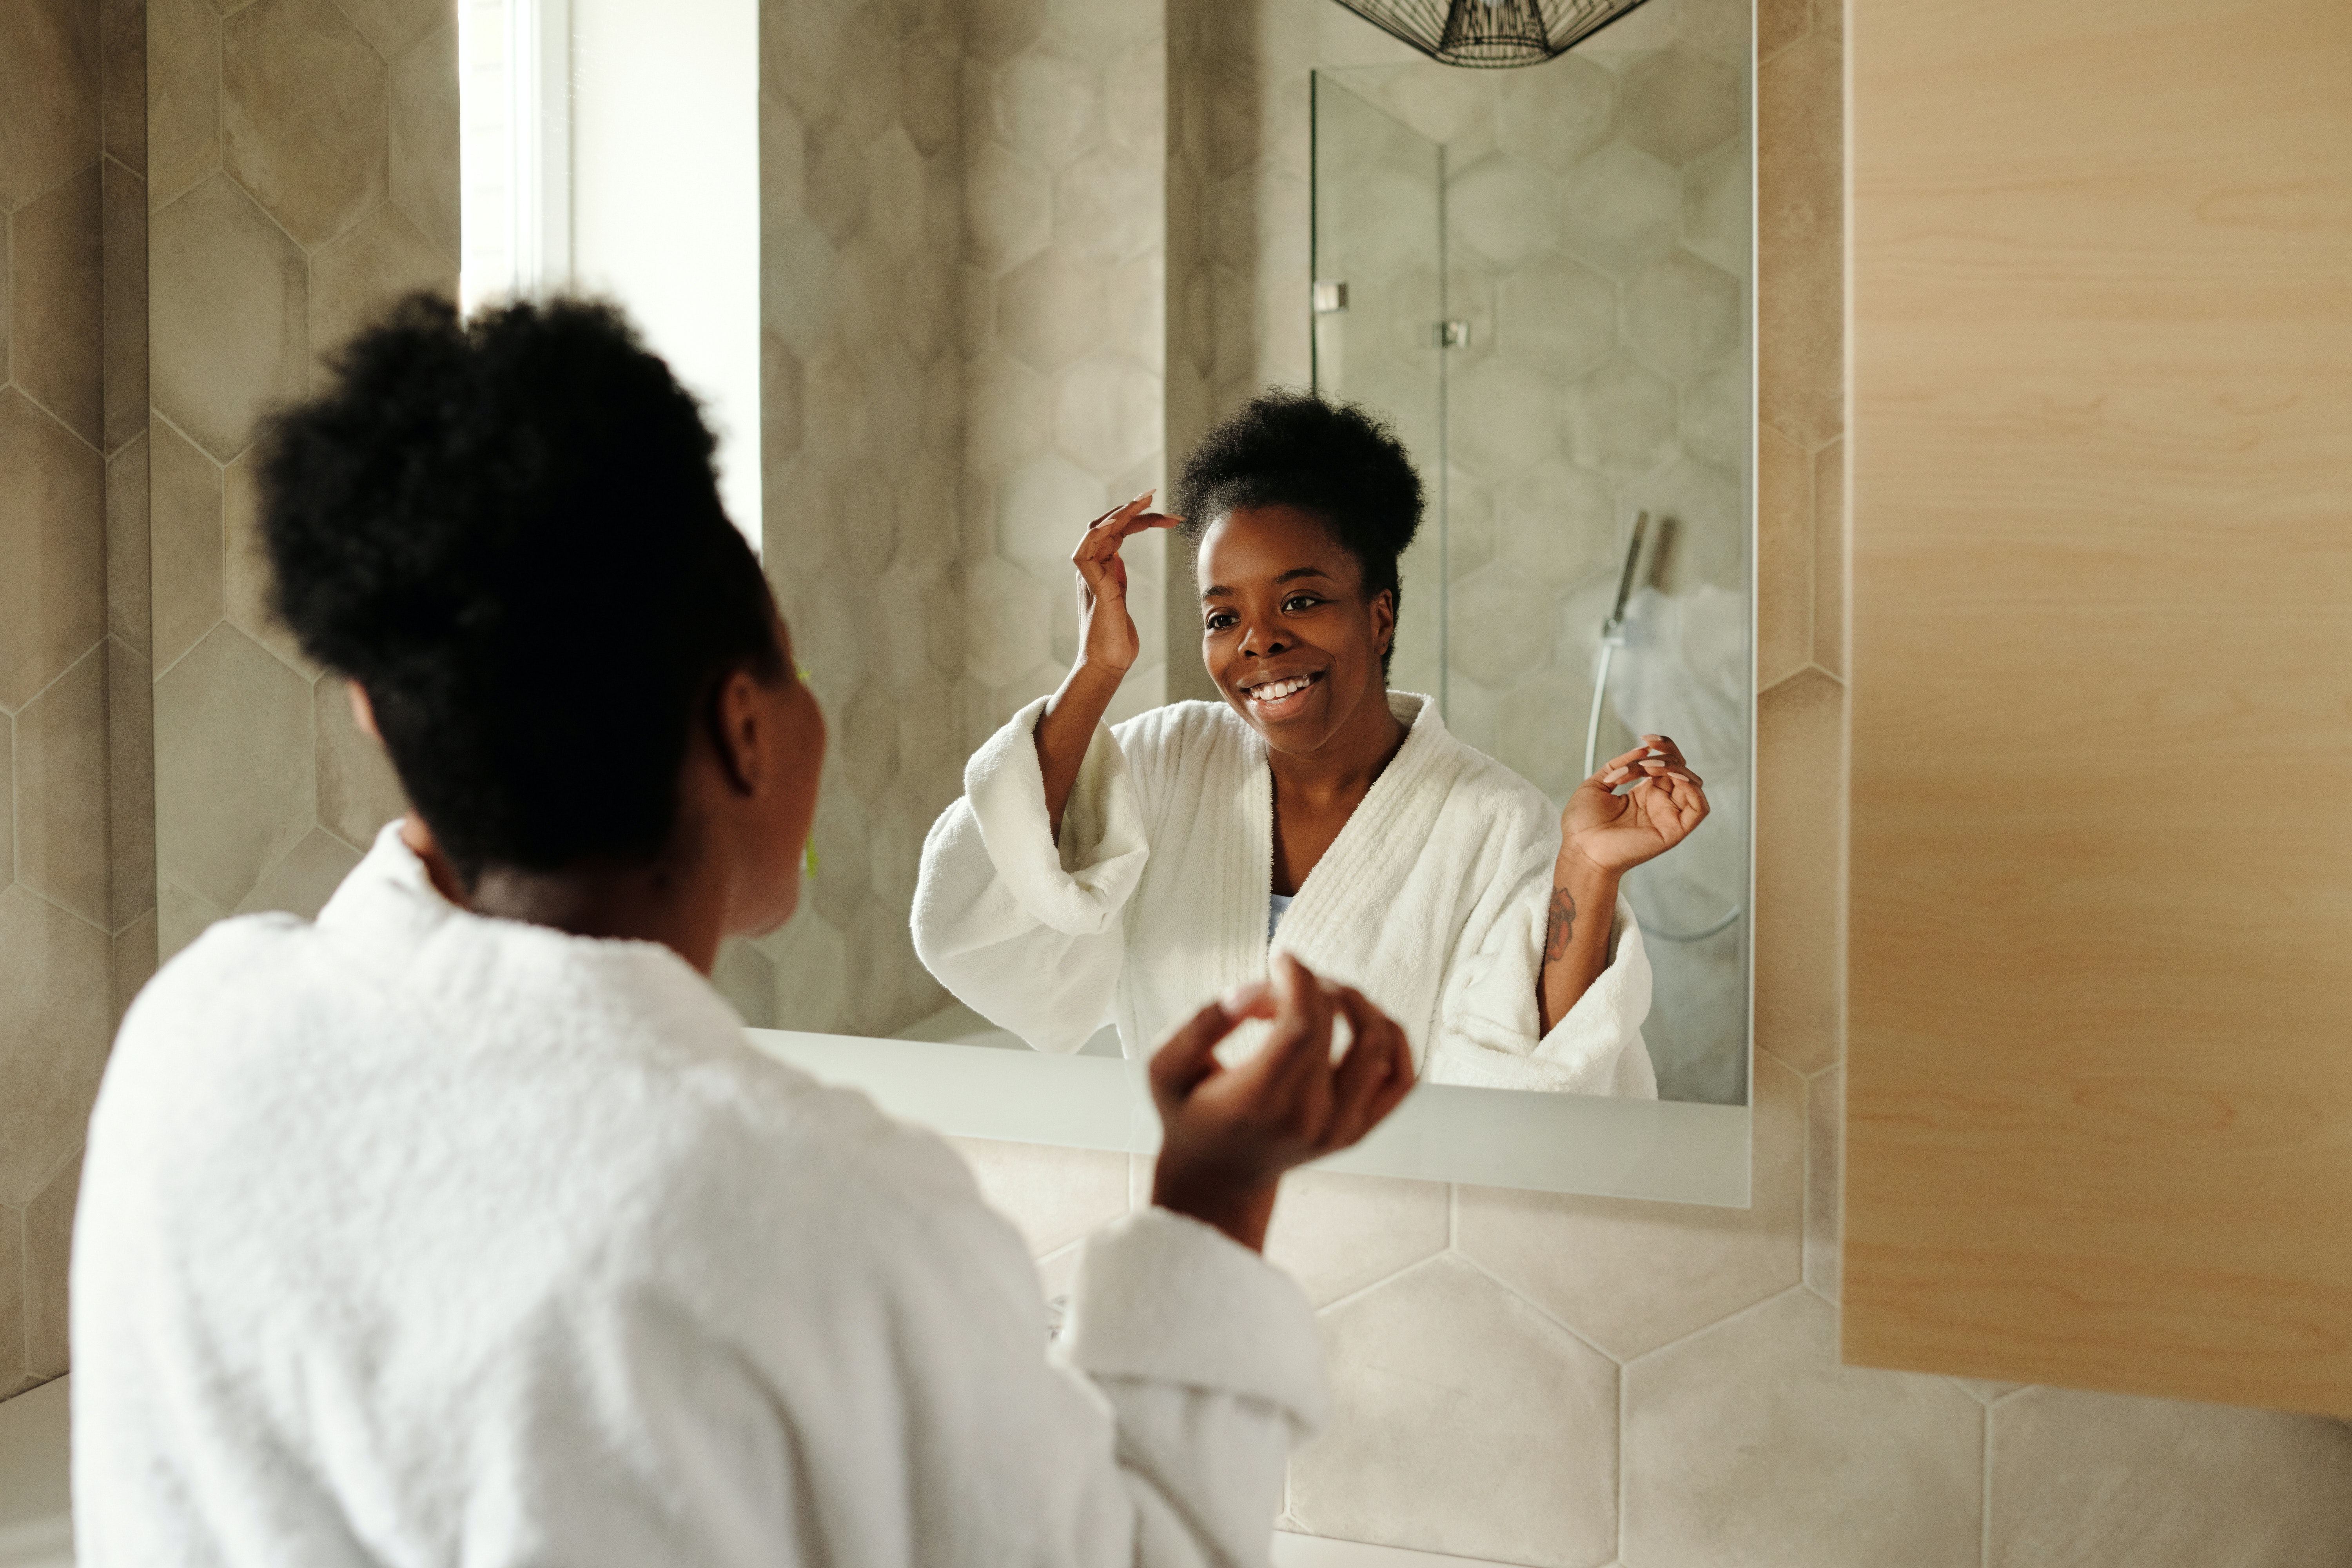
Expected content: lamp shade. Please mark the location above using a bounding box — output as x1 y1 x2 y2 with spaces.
1329 0 1657 67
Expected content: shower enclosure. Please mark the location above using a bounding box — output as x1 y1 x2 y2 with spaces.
1310 65 1754 1105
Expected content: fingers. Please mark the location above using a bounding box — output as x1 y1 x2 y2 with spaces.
1327 987 1414 1148
1147 995 1245 1108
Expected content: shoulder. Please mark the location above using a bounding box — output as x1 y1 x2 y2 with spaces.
1109 696 1239 755
1420 723 1560 847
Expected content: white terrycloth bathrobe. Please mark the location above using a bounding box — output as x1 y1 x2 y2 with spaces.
913 691 1657 1096
72 824 1326 1568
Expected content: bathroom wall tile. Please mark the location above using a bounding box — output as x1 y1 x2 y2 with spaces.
1561 356 1678 485
1447 565 1555 691
1495 56 1614 175
154 622 316 911
996 247 1109 374
843 889 927 1035
966 0 1045 64
1804 1061 1840 1299
1496 254 1615 384
996 46 1103 171
763 904 848 1034
1290 1254 1617 1568
222 450 316 676
307 201 452 370
964 351 1053 482
1450 357 1559 480
710 938 777 1029
0 391 108 712
148 0 221 211
840 678 903 802
232 823 359 919
1261 1170 1446 1309
949 1136 1129 1258
1756 423 1811 688
899 27 958 157
1053 353 1158 480
327 0 445 66
1618 44 1740 169
1494 664 1601 802
102 0 148 176
24 1147 80 1380
967 139 1054 272
1811 0 1841 43
147 417 224 673
222 0 390 249
1458 1054 1803 1360
0 1207 23 1397
761 0 839 122
106 638 155 931
1050 147 1158 267
995 454 1104 573
15 646 112 929
102 160 150 456
1811 436 1845 677
1988 1388 2352 1567
1622 249 1740 382
1556 143 1680 281
0 0 100 212
866 128 925 258
1757 0 1813 62
389 24 458 263
1680 353 1746 481
110 906 159 1033
1624 1289 1983 1568
0 884 113 1208
1950 1377 2020 1403
1622 454 1742 593
149 174 307 462
0 714 13 883
836 5 905 144
14 165 105 448
1681 136 1748 281
1497 457 1614 586
1754 667 1843 1074
1448 153 1559 273
312 672 405 848
1757 33 1842 450
157 876 227 964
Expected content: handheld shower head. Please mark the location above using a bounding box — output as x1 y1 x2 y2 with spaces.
1605 511 1650 635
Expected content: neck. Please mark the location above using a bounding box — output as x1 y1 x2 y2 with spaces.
405 817 729 974
1265 684 1409 804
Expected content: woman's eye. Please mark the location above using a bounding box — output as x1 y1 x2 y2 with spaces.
1283 595 1322 613
1205 612 1236 632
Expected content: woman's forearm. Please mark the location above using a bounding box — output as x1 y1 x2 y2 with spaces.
1536 855 1621 1035
1036 662 1126 842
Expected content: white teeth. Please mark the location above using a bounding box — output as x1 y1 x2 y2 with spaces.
1249 676 1312 702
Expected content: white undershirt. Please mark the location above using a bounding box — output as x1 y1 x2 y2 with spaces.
1267 891 1294 941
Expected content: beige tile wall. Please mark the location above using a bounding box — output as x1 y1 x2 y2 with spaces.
144 0 442 973
0 0 154 1401
962 0 2352 1561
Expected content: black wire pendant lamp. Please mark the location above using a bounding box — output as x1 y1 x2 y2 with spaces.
1330 0 1657 67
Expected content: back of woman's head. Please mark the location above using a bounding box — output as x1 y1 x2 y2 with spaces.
261 294 782 886
1170 390 1423 675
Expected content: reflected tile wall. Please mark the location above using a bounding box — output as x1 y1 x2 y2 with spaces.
0 0 152 1398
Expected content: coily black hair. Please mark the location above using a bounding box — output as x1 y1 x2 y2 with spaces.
260 293 784 886
1169 389 1423 676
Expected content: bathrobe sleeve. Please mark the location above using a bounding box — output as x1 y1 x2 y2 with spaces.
911 695 1152 1053
1425 839 1660 1097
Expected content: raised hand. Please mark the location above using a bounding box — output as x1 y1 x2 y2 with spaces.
1561 734 1711 877
1148 954 1416 1251
1072 491 1181 676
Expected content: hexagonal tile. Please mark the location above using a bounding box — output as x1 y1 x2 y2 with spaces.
1446 152 1558 273
310 203 452 381
1806 1062 1841 1297
996 247 1108 374
964 557 1053 688
24 1144 78 1377
1459 1055 1804 1358
867 125 925 259
1493 663 1595 802
1623 1290 1984 1568
1562 355 1679 483
1448 565 1555 690
996 46 1102 171
1624 249 1742 380
155 622 317 910
232 823 360 918
760 0 839 122
969 138 1054 272
1682 0 1755 62
222 448 317 676
1757 423 1812 688
764 904 848 1033
105 434 151 655
1758 34 1843 450
148 0 222 210
1988 1388 2352 1565
710 936 777 1027
1682 353 1749 479
0 390 105 710
0 886 110 1209
995 453 1104 572
1499 457 1615 586
0 0 100 210
946 1136 1128 1258
1682 136 1748 278
102 159 149 456
809 785 873 929
11 165 103 448
762 211 840 363
151 174 308 461
1319 158 1439 285
1450 356 1560 481
1497 253 1617 383
802 113 870 246
1619 44 1741 169
158 877 227 964
1495 54 1615 174
222 0 388 248
0 712 13 884
835 5 902 143
14 645 109 927
324 0 443 61
1754 668 1843 1074
1262 1169 1447 1309
1051 145 1158 266
1624 455 1742 593
843 891 923 1035
1558 141 1681 279
314 674 407 848
900 26 959 157
840 678 903 802
1052 354 1158 481
965 0 1045 64
1814 437 1846 675
1289 1254 1618 1568
148 417 225 673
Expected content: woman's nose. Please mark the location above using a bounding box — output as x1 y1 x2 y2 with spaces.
1237 621 1287 657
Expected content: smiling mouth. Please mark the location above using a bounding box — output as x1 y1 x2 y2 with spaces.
1242 671 1323 705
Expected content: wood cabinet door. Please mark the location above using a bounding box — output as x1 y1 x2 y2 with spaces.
1845 0 2352 1414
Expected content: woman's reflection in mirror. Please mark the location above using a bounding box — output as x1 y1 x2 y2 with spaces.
914 390 1709 1094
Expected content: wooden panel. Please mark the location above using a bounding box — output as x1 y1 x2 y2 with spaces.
1845 0 2352 1413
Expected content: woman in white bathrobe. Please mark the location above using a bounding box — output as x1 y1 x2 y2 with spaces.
915 391 1711 1095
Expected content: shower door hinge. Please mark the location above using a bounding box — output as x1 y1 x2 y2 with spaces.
1312 280 1349 314
1434 320 1470 348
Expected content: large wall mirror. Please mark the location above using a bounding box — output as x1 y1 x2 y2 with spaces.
153 0 1756 1203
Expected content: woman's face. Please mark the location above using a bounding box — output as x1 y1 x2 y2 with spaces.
1196 503 1395 757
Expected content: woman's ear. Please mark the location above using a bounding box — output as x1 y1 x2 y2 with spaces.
1371 588 1397 656
707 669 766 797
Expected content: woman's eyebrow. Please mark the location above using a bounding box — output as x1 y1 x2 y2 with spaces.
1200 566 1335 601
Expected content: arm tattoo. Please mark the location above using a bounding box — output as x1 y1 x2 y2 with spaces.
1544 887 1577 962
